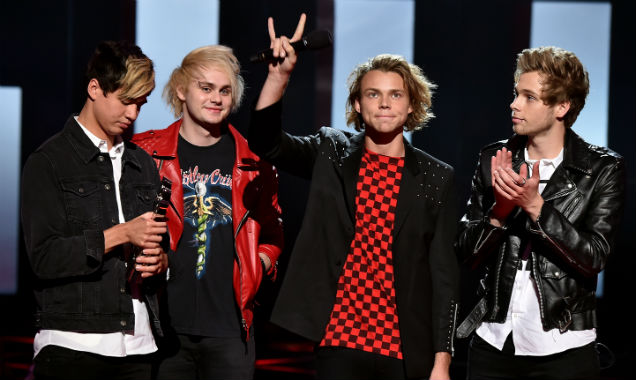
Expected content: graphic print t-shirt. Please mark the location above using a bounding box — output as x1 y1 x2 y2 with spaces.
167 133 241 337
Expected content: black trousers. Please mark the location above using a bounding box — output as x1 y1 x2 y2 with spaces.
33 345 153 380
467 334 600 380
154 334 255 380
316 346 407 380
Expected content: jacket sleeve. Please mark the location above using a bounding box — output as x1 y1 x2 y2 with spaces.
255 160 284 280
528 158 625 277
21 151 105 280
248 100 320 179
456 150 509 269
430 170 461 353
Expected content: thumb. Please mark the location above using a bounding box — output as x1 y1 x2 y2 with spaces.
519 162 528 179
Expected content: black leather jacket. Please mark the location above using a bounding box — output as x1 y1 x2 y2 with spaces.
456 129 625 336
21 116 164 335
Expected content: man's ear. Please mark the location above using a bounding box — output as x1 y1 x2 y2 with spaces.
176 85 187 102
87 78 101 101
354 98 361 113
555 100 571 119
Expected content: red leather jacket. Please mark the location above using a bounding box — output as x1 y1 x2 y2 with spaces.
132 120 283 336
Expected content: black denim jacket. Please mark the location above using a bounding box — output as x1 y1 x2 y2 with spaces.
21 116 164 336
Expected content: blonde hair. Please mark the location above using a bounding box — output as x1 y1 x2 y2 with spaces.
514 46 589 128
164 45 244 118
345 54 436 132
118 58 155 102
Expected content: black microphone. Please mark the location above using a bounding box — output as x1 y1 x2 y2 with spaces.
250 30 333 63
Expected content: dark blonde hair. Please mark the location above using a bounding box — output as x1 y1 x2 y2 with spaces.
164 45 244 118
514 46 589 128
345 54 436 132
85 41 155 102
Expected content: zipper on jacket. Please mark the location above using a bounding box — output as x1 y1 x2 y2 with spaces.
234 210 251 340
491 241 506 319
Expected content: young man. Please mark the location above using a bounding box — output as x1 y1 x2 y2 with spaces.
21 41 169 380
456 46 625 380
131 45 283 379
248 15 459 380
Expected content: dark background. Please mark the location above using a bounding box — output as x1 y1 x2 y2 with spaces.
1 0 634 378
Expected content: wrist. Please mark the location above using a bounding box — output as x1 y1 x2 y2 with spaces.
488 206 509 226
266 71 291 85
524 197 544 221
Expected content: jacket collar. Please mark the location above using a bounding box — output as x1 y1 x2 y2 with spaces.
63 115 141 169
342 132 418 166
561 128 594 176
151 119 182 158
341 131 419 224
506 128 591 176
152 119 254 164
506 128 589 201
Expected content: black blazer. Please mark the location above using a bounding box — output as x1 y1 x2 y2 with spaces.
250 102 460 378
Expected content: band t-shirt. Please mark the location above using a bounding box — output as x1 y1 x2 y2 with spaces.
166 133 241 337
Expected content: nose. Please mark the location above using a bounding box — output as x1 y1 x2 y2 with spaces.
209 90 222 104
510 96 520 111
125 104 140 121
379 95 389 109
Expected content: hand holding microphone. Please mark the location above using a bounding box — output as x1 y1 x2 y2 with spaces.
254 13 331 110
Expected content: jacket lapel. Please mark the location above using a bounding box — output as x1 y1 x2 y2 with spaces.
541 129 590 201
340 133 365 221
508 129 589 203
393 140 420 236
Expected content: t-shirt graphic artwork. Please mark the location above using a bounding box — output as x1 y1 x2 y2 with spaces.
183 166 232 279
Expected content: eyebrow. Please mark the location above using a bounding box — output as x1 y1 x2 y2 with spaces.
363 87 405 93
514 86 540 97
197 80 231 89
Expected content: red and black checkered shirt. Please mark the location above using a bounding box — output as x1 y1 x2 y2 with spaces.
320 149 405 359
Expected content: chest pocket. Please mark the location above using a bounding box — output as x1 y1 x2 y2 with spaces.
133 184 157 215
60 179 102 227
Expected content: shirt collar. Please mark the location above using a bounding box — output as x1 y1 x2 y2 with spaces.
524 146 564 168
74 116 124 157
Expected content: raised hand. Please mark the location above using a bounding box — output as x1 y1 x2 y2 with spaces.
489 148 516 224
494 159 543 221
255 13 307 110
266 13 306 75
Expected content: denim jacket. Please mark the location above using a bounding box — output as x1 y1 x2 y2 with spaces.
21 116 164 335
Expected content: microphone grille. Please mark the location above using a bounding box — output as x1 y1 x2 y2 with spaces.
304 30 333 50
